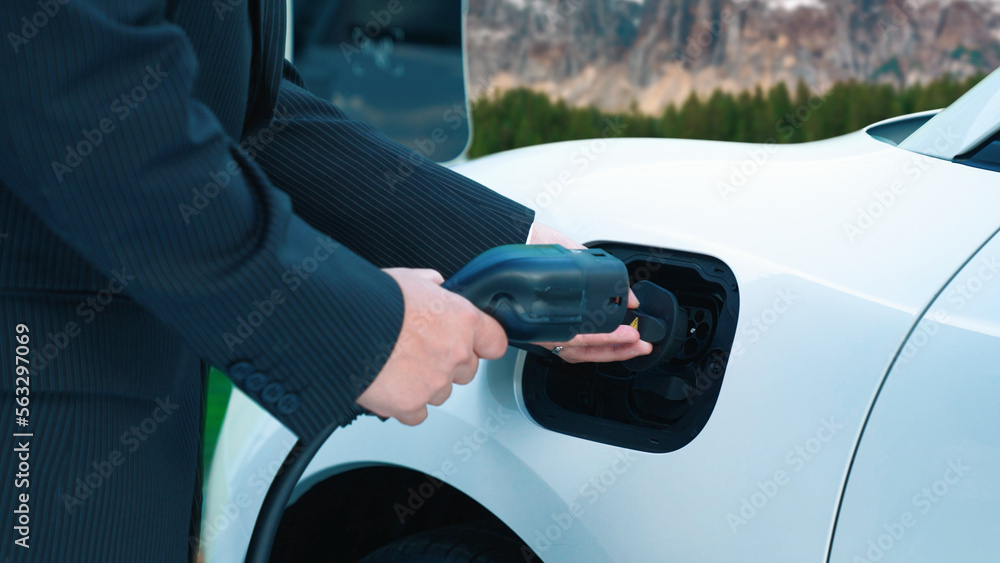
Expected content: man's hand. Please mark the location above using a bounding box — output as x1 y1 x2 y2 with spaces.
356 268 508 425
528 222 653 363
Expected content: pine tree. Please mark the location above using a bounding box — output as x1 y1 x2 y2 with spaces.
467 73 986 157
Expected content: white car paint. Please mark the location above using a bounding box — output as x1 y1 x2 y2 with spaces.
203 83 1000 560
828 230 1000 563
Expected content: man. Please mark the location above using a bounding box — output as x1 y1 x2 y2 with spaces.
0 0 650 560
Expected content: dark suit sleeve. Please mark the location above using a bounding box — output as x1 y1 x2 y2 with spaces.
0 1 404 441
248 61 536 277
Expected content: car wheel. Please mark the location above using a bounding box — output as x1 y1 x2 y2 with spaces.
358 525 531 563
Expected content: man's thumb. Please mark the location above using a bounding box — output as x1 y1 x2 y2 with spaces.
415 269 445 285
384 267 445 285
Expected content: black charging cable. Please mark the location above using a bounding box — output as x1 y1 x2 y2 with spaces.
244 423 336 563
242 245 629 561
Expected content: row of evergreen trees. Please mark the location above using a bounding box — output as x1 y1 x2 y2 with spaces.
468 74 984 157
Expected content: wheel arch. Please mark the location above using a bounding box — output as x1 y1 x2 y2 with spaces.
269 464 537 561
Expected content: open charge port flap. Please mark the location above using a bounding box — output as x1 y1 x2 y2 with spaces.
521 243 739 453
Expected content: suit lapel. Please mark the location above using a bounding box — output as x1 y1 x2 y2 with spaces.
243 0 287 135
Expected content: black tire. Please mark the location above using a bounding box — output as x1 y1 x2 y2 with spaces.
358 525 533 563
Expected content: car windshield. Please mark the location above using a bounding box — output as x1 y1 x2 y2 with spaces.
899 66 1000 159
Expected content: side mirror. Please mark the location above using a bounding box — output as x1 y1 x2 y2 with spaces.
290 0 471 163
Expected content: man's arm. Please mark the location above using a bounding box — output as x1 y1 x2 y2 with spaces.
249 62 652 364
249 61 536 276
0 0 495 439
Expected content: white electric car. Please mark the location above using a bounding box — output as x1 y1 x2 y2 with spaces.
203 2 1000 562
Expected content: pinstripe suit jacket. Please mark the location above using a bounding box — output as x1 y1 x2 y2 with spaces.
0 0 533 560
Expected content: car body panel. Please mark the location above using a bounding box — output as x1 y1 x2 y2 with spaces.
828 231 1000 562
204 125 1000 561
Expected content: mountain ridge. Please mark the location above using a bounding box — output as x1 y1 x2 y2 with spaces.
465 0 1000 113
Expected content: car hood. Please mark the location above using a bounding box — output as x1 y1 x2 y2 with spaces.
454 131 1000 318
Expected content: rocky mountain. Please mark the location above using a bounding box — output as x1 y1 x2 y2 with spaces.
465 0 1000 113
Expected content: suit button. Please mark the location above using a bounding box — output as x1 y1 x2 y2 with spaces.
277 394 300 415
246 372 269 392
228 361 255 382
261 382 285 404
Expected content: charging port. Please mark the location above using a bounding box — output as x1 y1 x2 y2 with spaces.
520 243 739 453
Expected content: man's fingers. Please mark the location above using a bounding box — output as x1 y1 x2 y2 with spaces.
452 355 479 385
537 325 641 349
386 267 445 285
473 311 509 360
559 340 654 364
526 222 585 249
395 406 429 426
383 267 445 296
627 288 640 309
417 269 446 285
428 385 452 406
571 325 641 346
